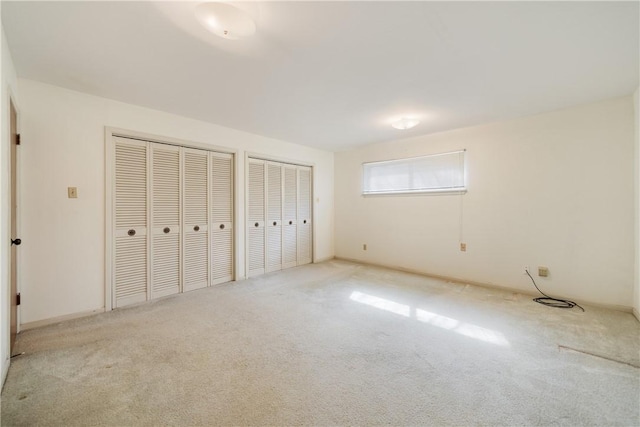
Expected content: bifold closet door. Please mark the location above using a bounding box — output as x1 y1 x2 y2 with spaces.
211 152 234 285
183 149 209 292
114 137 148 307
266 163 282 272
282 165 298 269
297 166 312 265
247 160 266 277
150 144 181 299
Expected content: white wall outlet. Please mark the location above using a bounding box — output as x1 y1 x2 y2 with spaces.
523 266 529 275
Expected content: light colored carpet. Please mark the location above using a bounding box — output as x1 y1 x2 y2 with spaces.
1 260 639 426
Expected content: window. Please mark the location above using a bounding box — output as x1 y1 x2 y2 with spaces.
362 150 466 195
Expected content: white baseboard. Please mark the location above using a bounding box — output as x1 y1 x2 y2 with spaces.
1 356 9 391
633 307 640 323
21 308 105 331
314 255 336 263
334 256 634 314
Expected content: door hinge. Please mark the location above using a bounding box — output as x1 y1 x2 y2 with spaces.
16 134 21 145
16 293 20 306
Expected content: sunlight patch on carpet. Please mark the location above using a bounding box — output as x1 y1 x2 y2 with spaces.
350 291 510 347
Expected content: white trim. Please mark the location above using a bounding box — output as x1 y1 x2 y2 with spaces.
245 151 315 168
104 127 114 311
21 308 106 331
106 127 238 156
363 188 467 196
207 151 213 287
146 141 152 302
633 307 640 323
232 153 237 283
334 257 635 314
243 153 249 279
2 355 10 390
232 151 241 281
315 255 335 263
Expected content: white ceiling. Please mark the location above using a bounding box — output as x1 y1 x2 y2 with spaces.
3 1 639 151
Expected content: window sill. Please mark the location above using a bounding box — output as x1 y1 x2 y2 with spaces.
362 188 467 197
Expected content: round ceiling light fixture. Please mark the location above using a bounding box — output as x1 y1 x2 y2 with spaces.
195 2 256 40
391 117 420 130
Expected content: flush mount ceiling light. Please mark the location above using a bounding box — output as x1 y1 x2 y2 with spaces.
391 117 420 130
195 2 256 40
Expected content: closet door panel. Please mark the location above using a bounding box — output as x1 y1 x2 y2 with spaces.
114 137 148 307
247 160 265 277
297 166 312 265
150 144 181 299
266 163 282 272
183 149 209 292
282 165 298 269
211 152 234 285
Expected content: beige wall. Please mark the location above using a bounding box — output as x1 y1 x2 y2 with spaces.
17 78 334 325
1 21 19 386
335 96 635 308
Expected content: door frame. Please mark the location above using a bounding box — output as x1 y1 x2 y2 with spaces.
104 127 237 311
8 94 20 351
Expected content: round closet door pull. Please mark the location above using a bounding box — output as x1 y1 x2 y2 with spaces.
219 224 225 230
194 225 200 232
254 222 259 228
163 227 171 234
273 221 277 226
289 221 293 225
303 220 307 224
128 229 136 236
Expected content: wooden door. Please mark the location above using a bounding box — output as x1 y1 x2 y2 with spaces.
150 143 181 299
211 152 234 285
113 137 148 307
266 163 282 272
10 99 18 352
247 159 265 277
282 165 298 269
297 166 312 265
182 148 209 292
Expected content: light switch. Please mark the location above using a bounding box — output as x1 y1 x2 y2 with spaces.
68 187 78 198
538 266 549 277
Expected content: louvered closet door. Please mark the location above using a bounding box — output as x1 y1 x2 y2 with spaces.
266 163 283 272
211 152 233 285
150 144 181 299
183 148 209 292
247 160 265 277
282 165 298 269
297 166 312 265
114 137 148 307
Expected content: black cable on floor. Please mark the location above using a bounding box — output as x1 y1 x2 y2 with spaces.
526 269 584 312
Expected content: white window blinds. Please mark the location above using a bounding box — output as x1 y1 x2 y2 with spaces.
362 150 466 195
